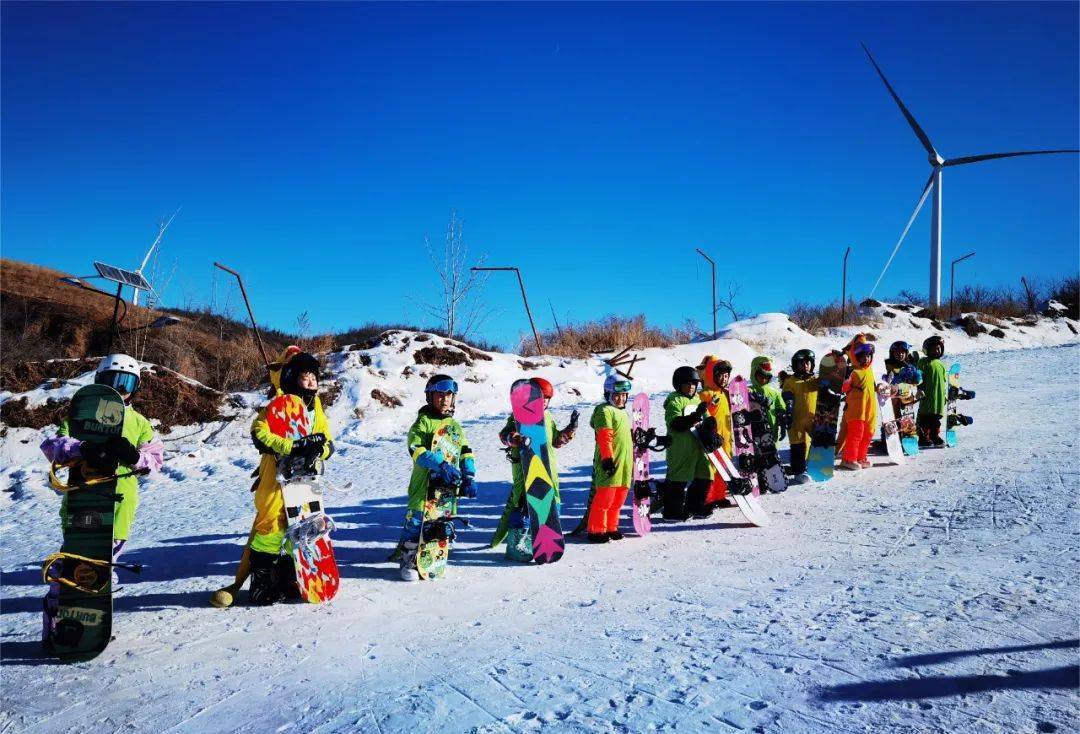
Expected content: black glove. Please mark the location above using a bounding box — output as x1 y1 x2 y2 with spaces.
694 401 709 420
601 458 617 476
567 409 580 432
104 436 140 466
80 442 118 474
906 350 920 366
290 433 326 460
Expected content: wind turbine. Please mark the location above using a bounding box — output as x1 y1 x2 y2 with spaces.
132 208 180 306
862 43 1079 306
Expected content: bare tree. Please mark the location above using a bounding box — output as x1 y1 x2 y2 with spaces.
716 281 749 322
1019 276 1040 314
419 211 490 339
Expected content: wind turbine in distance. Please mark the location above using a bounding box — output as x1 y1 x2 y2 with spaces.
862 43 1079 306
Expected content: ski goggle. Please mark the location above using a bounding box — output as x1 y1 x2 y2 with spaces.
95 370 139 394
425 379 459 394
607 380 632 394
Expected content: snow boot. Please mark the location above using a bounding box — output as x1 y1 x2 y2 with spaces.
248 550 282 606
399 542 420 581
661 481 690 521
587 533 610 544
277 556 302 601
838 460 861 471
606 531 624 541
789 473 811 485
858 459 872 469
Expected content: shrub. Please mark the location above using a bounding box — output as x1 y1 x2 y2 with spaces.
521 315 691 358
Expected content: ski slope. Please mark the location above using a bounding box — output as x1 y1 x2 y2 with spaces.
2 345 1078 733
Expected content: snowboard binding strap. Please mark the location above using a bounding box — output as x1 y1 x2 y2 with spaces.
42 552 143 594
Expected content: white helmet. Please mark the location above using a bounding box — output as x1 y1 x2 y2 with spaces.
95 353 141 394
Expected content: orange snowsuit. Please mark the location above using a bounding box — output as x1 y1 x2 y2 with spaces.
697 355 733 504
841 365 877 463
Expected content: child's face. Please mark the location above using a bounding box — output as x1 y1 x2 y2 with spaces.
929 344 944 359
432 391 455 413
794 358 811 375
610 392 629 409
717 371 731 389
677 382 699 397
299 372 318 391
856 354 872 368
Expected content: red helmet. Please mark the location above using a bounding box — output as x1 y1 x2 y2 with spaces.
532 377 554 399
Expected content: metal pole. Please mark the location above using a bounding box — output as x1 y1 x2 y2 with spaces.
695 248 716 339
472 266 543 354
841 246 851 323
929 167 943 307
214 262 270 368
949 251 976 319
106 282 123 353
549 299 563 338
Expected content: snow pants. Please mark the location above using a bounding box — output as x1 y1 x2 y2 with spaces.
841 420 872 463
789 442 808 475
587 485 628 534
917 414 943 444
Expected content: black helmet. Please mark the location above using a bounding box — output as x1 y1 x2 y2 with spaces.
280 352 320 400
922 335 945 354
791 349 816 376
672 366 700 390
889 340 911 358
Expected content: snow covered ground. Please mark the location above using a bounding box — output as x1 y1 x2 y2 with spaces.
1 342 1077 733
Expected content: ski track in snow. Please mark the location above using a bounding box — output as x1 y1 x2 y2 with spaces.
2 346 1078 733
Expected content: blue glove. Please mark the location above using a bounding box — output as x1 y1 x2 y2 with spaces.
436 461 462 486
459 475 477 499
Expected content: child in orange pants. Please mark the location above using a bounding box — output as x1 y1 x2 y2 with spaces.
587 375 633 543
840 341 877 470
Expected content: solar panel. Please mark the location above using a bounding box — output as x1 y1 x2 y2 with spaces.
93 261 152 291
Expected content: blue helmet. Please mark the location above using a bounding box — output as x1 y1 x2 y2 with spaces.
603 374 632 401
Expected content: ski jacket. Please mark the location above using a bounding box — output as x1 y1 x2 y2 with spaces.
916 357 947 417
663 392 714 482
590 403 632 488
47 407 160 541
697 355 733 457
780 374 819 446
499 411 571 505
249 393 335 551
749 357 787 440
405 406 475 511
842 366 878 427
883 358 922 386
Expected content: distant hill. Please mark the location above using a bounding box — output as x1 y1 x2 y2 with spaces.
0 258 296 394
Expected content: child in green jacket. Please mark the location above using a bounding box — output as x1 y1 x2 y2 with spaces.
395 373 477 580
916 335 948 447
749 355 787 442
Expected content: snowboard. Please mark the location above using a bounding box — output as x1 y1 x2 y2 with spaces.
726 376 761 498
806 351 847 482
699 392 729 508
267 394 340 601
892 381 921 457
874 384 905 465
490 424 535 563
945 362 975 448
686 406 770 527
414 421 466 579
43 384 127 660
511 379 563 564
629 392 653 536
748 392 788 492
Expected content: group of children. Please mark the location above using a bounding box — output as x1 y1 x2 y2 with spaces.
39 332 956 615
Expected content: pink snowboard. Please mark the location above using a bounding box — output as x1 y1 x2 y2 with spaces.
629 392 652 536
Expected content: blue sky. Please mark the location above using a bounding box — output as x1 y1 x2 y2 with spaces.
3 2 1077 348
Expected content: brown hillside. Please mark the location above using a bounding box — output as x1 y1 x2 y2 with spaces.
1 258 292 394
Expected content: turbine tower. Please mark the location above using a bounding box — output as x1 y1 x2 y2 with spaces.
862 43 1079 306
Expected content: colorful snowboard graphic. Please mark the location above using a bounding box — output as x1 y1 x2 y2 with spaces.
42 384 127 660
267 394 340 601
511 379 564 564
945 362 974 448
748 392 788 492
807 351 846 482
629 392 653 536
726 376 761 498
686 404 770 527
893 382 921 457
414 421 465 579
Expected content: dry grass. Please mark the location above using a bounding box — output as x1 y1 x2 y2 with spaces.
521 314 692 358
788 300 875 333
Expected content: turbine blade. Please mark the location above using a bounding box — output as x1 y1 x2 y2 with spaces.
943 149 1080 167
861 43 939 161
868 173 935 299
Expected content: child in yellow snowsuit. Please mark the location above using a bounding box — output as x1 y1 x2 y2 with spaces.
781 349 818 483
840 342 877 470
